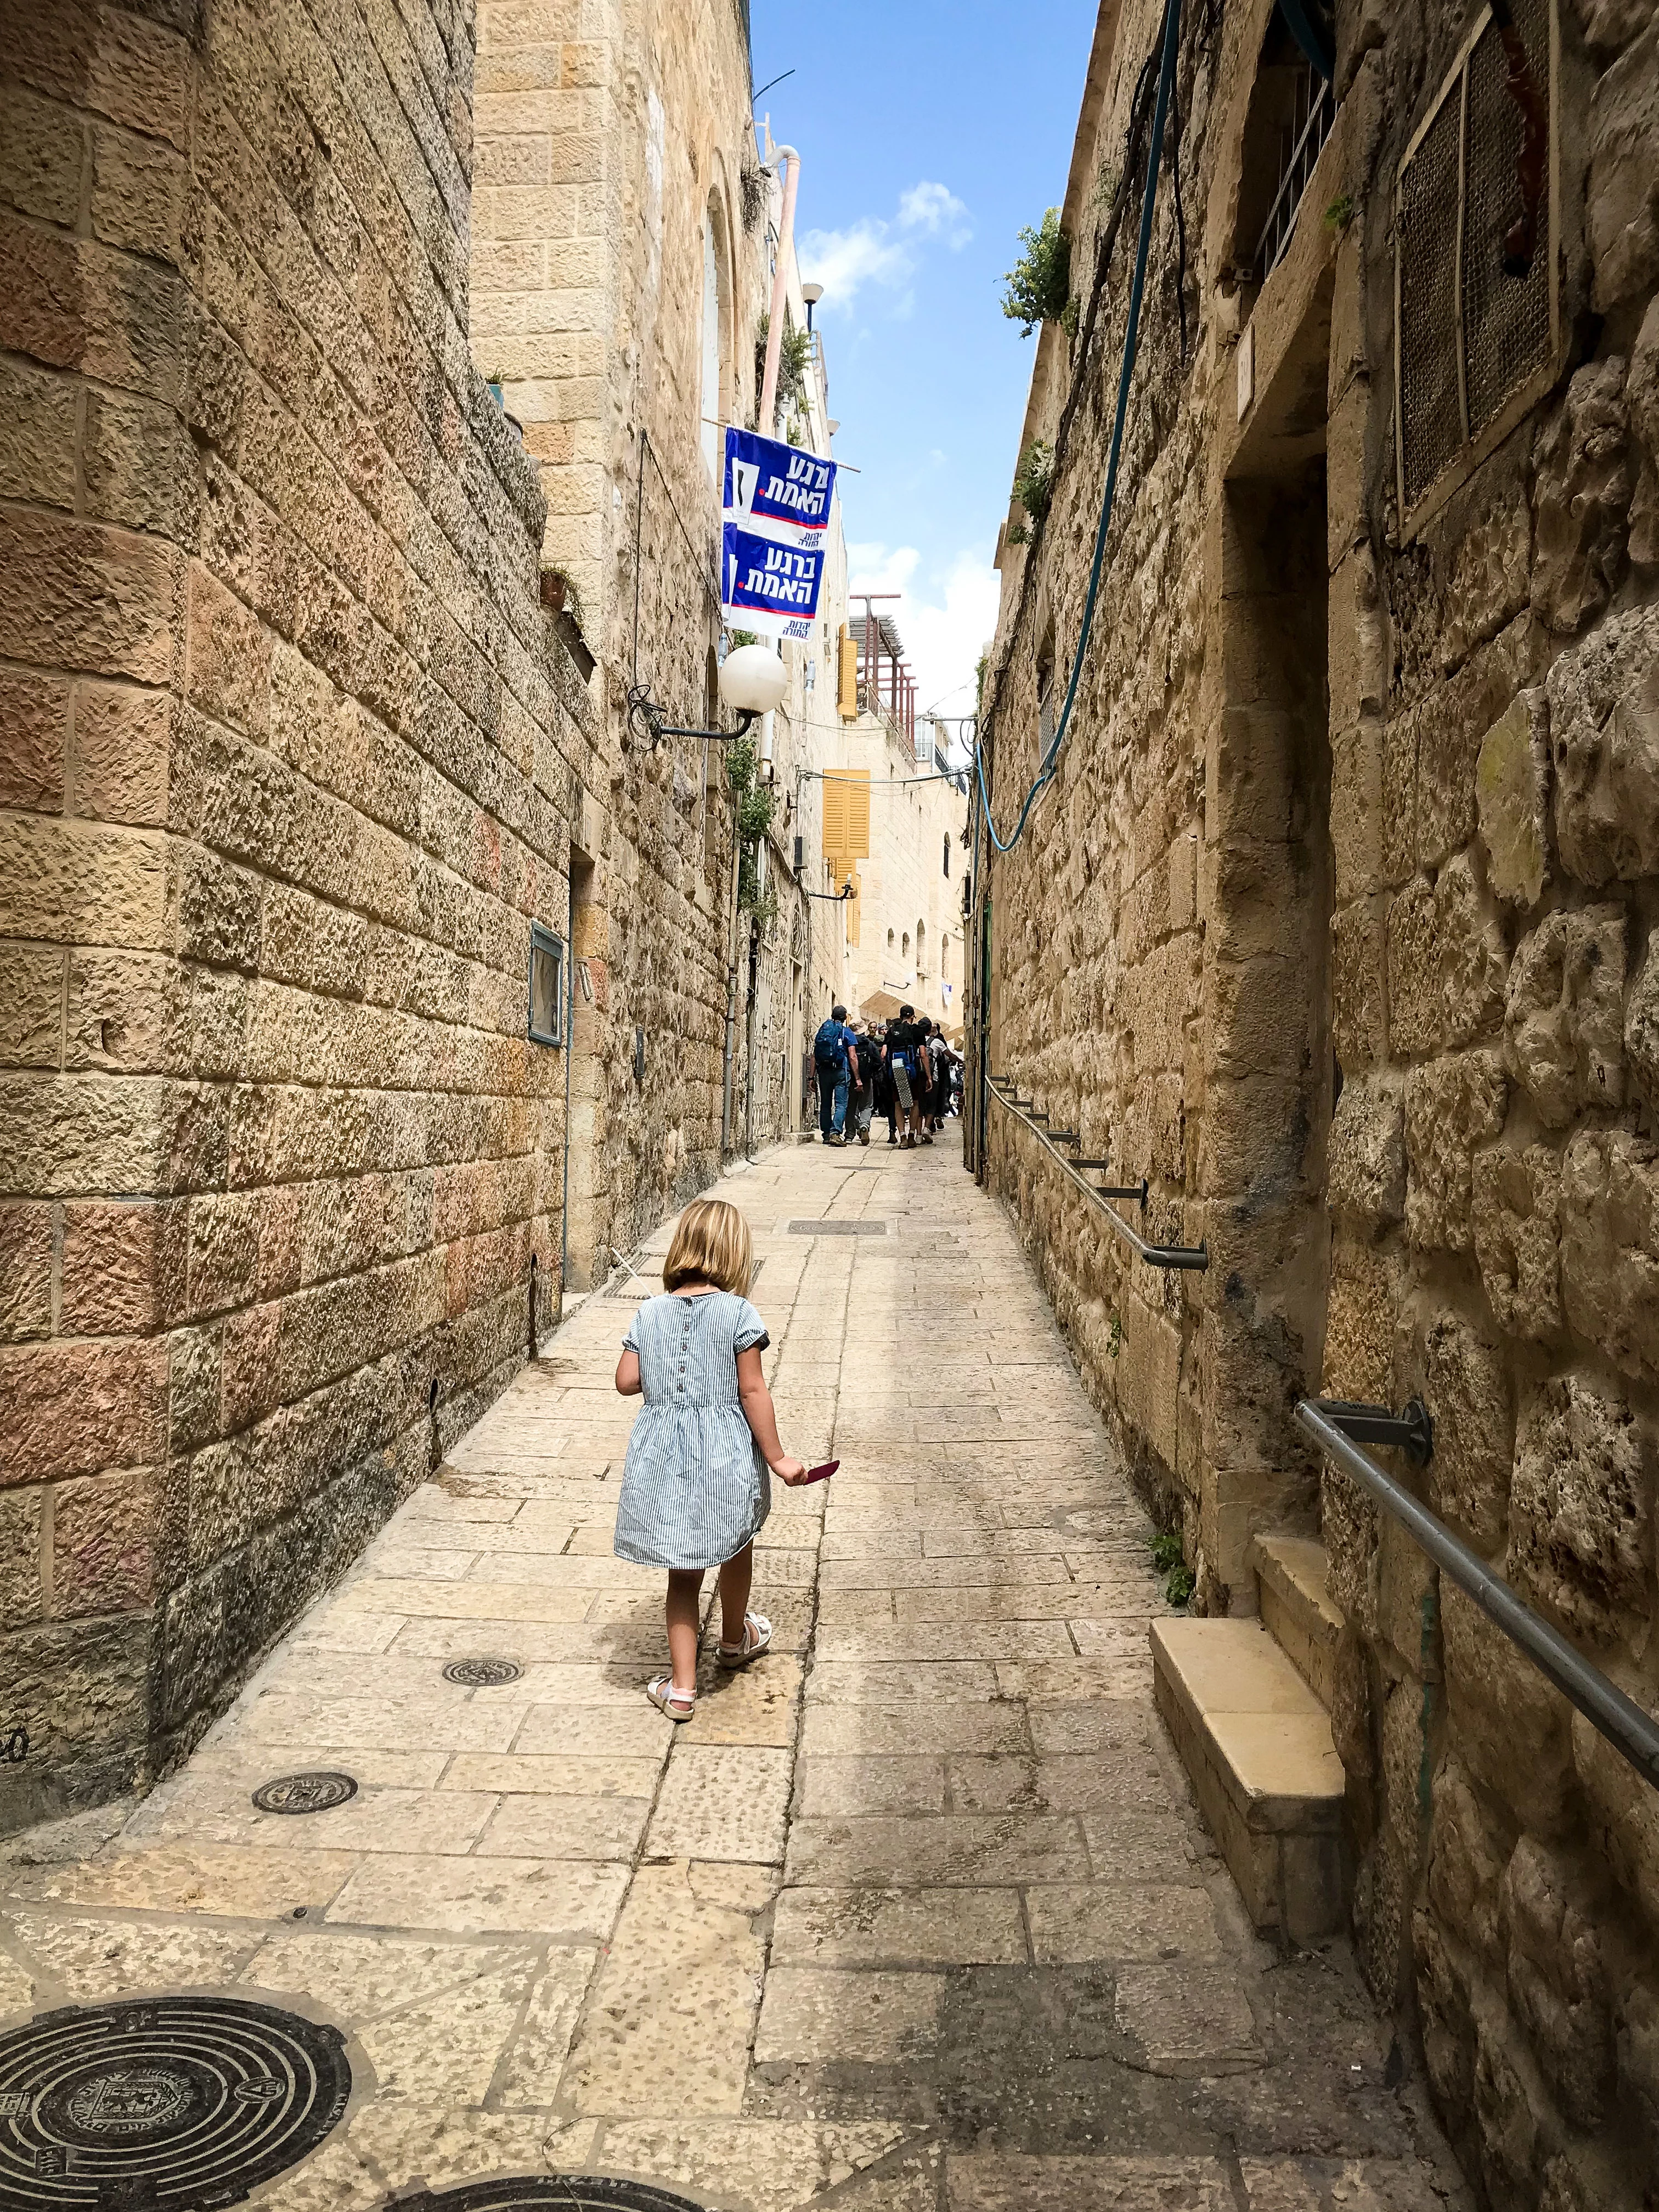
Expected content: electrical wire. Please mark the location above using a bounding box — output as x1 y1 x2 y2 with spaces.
976 0 1184 855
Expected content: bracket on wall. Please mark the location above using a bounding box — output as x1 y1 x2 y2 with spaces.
1308 1396 1435 1467
627 687 759 748
984 1079 1207 1272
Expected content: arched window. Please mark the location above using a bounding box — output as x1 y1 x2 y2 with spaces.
902 931 910 960
701 195 729 478
916 920 926 975
887 928 895 951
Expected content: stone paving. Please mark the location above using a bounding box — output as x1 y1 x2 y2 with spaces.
0 1138 1473 2211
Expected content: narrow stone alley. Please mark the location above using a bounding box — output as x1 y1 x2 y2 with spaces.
1 1140 1471 2211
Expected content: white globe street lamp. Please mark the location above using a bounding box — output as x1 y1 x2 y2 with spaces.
627 640 787 749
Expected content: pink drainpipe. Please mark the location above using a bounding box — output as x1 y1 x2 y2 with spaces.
758 146 800 434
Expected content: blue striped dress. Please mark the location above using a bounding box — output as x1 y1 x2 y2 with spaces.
613 1290 772 1569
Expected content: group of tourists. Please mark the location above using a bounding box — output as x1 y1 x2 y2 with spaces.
811 1003 960 1149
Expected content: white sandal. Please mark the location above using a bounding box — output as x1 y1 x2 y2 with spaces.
647 1674 696 1721
718 1612 772 1669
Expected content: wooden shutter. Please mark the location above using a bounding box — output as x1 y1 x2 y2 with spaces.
822 776 847 860
839 768 870 860
844 866 861 947
838 624 859 719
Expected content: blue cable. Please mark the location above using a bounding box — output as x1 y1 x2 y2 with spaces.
976 0 1183 855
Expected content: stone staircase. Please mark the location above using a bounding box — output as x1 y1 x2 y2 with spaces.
1151 1533 1348 1945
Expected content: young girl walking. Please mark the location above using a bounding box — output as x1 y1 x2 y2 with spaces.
613 1197 806 1719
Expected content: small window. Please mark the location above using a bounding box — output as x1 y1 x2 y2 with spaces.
1396 0 1558 526
943 833 951 878
528 922 563 1046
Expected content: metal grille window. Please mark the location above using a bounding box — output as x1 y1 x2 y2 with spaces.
1256 67 1333 282
1396 0 1558 524
528 923 563 1047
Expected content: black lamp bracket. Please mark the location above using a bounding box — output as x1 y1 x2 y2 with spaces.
627 686 759 748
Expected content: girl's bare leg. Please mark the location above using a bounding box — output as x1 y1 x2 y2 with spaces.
717 1542 754 1647
665 1568 703 1695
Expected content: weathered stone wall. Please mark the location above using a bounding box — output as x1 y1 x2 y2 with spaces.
471 0 802 1279
0 0 580 1827
837 707 969 1037
979 0 1217 1544
1331 9 1659 2203
977 0 1659 2201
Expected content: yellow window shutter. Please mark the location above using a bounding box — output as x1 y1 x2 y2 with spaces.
822 776 847 860
838 624 859 719
844 866 861 946
840 768 871 860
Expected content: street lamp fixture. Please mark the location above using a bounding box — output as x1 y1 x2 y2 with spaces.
627 642 788 747
802 281 823 333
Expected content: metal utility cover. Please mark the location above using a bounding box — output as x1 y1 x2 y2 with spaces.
0 1995 351 2208
783 1219 889 1236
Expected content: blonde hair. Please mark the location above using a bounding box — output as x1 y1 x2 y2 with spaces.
662 1198 754 1295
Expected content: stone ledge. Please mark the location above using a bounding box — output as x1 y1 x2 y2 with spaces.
1248 1532 1344 1712
1152 1616 1346 1946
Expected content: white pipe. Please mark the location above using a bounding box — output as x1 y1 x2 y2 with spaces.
759 146 800 433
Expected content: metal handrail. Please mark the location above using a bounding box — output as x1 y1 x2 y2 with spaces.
1296 1397 1659 1794
986 1078 1208 1271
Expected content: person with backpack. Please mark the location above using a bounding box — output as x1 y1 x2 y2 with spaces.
812 1003 858 1146
888 1004 923 1149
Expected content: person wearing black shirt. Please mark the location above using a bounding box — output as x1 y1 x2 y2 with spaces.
889 1007 924 1149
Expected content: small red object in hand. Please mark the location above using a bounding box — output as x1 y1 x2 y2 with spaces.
803 1459 839 1485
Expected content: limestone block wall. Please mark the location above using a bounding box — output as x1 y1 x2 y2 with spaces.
840 709 969 1038
979 0 1215 1543
0 0 580 1829
470 0 778 1277
977 0 1659 2199
1326 10 1659 2201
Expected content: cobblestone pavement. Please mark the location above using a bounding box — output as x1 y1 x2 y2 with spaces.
0 1139 1473 2211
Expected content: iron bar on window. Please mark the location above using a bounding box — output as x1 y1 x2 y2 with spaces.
1256 70 1333 281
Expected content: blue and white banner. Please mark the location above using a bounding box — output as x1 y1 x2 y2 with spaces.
721 522 827 642
723 426 836 548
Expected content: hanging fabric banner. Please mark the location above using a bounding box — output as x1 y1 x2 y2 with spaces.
721 424 836 640
723 426 836 549
721 521 827 642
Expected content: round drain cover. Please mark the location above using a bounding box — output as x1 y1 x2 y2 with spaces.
0 1994 351 2207
251 1771 358 1815
441 1659 524 1688
392 2180 705 2210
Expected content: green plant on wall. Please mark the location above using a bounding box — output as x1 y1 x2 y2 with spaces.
1012 438 1056 526
752 313 811 431
1150 1529 1193 1608
1000 209 1071 337
727 736 777 917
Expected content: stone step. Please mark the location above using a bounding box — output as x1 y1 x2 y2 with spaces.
1151 1616 1346 1946
1248 1532 1344 1712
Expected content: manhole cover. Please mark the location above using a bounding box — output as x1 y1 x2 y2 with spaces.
441 1658 523 1688
391 2183 704 2211
0 1995 351 2207
251 1771 358 1815
784 1219 888 1236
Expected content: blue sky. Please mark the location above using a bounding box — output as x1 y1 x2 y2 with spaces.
751 0 1099 724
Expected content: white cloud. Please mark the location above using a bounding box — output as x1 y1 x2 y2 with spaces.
801 180 972 312
897 182 971 247
845 543 1001 737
